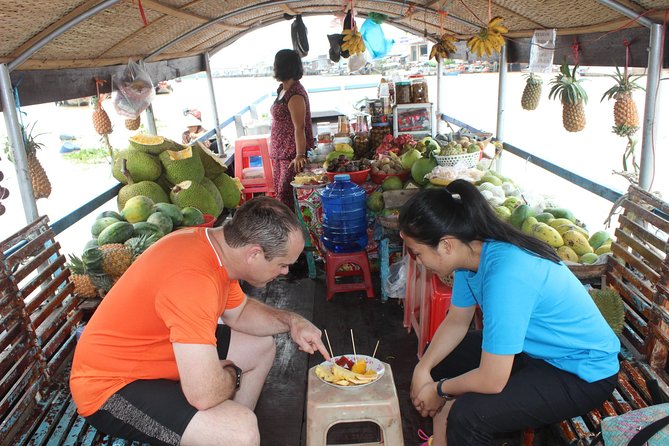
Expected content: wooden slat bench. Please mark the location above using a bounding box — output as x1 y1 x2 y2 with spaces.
0 216 147 446
526 185 669 445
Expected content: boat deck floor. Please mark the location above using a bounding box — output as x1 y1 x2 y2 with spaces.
249 276 562 446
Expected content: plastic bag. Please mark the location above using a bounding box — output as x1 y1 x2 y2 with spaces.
348 52 367 72
113 59 155 118
359 18 394 59
383 257 408 299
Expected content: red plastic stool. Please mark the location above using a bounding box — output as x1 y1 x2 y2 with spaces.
428 275 453 343
234 135 274 200
325 250 375 301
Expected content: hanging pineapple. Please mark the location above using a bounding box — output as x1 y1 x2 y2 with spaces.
548 62 588 132
601 66 643 137
125 116 141 131
521 73 543 111
91 96 113 135
4 123 53 199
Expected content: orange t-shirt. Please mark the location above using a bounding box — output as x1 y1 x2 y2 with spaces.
70 228 245 417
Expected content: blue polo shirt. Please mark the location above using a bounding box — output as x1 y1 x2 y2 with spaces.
452 240 620 383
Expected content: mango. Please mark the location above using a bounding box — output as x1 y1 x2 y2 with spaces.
562 230 593 256
521 216 538 234
494 206 512 222
548 218 575 229
555 224 589 238
535 212 555 224
595 243 612 255
510 204 534 229
532 223 564 248
502 196 522 210
580 252 599 264
557 245 579 262
588 230 612 250
543 207 576 222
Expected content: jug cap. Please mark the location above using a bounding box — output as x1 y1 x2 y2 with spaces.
334 174 351 181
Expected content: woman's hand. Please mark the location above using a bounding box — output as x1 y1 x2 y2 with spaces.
410 364 437 414
289 154 308 172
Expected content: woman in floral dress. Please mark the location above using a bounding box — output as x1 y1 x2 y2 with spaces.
270 49 314 210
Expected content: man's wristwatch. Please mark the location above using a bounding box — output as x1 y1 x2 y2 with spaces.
225 364 242 389
437 378 455 401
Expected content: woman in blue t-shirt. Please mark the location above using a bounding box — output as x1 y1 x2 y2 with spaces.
400 179 619 446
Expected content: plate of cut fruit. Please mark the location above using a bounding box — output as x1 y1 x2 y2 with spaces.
314 354 384 389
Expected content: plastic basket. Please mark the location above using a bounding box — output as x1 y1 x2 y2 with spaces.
434 151 481 168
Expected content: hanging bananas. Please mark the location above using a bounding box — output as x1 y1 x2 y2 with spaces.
341 29 366 56
429 33 458 61
467 16 508 58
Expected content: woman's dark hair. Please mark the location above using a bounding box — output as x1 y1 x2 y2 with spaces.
273 49 303 81
399 179 561 263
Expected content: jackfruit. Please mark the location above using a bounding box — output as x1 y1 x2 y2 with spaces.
193 144 227 179
170 180 220 216
589 288 625 335
112 149 162 184
128 134 175 155
117 181 169 211
213 173 241 209
159 146 205 185
200 177 224 217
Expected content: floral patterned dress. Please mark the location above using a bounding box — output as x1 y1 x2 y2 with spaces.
270 81 313 210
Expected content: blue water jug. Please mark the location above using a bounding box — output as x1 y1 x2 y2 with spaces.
319 174 368 253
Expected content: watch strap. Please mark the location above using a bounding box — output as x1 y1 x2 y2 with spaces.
225 364 242 389
437 378 454 400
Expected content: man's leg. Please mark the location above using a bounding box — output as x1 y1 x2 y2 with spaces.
86 380 259 446
220 325 276 410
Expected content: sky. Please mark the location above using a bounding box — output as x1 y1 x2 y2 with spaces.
210 15 412 68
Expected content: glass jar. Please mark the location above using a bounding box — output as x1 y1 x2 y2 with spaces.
396 81 411 104
411 77 428 103
370 123 391 153
353 132 370 159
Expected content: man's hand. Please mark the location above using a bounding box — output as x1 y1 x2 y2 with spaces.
289 315 331 361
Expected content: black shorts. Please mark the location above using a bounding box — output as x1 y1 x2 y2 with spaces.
85 324 232 446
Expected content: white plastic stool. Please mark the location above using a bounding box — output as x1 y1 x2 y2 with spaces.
306 362 404 446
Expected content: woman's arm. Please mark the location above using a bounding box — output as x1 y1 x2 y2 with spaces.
287 94 308 172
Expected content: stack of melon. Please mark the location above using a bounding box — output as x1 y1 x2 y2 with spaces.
66 194 213 299
112 135 242 218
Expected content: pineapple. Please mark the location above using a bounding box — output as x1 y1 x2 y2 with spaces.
99 243 133 277
521 73 542 111
66 254 99 298
124 234 159 260
548 62 588 132
92 96 113 135
601 66 643 137
3 123 52 199
125 116 141 131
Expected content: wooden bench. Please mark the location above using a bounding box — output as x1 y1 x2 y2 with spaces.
525 185 669 445
0 216 146 446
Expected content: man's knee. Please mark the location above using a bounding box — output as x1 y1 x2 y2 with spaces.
237 407 260 445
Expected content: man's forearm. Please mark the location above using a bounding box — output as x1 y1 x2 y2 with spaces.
227 298 297 336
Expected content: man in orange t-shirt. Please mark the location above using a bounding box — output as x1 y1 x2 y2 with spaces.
70 197 330 446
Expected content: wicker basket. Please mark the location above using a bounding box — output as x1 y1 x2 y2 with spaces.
434 151 482 168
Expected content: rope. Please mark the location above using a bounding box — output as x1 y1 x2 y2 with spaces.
133 0 148 26
457 0 485 26
438 9 448 35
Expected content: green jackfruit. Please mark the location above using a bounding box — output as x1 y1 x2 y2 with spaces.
193 144 227 179
170 180 220 216
589 288 625 335
112 150 162 184
159 146 205 185
213 173 241 209
117 181 169 211
200 177 224 217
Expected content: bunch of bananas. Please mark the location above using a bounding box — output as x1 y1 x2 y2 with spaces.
467 16 508 57
342 29 366 56
429 33 458 61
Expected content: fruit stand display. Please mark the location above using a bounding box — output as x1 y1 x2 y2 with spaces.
66 135 245 299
